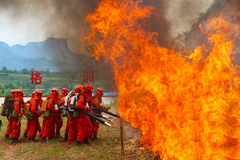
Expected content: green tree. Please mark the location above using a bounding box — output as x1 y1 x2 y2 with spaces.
21 68 29 74
2 66 7 72
8 83 14 89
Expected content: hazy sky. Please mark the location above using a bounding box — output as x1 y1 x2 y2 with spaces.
0 0 214 54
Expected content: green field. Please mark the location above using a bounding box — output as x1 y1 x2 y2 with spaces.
0 69 115 96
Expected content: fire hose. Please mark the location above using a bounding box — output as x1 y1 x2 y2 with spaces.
91 107 120 118
70 106 111 127
92 113 114 123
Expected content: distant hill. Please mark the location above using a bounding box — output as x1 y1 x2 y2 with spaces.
0 38 111 72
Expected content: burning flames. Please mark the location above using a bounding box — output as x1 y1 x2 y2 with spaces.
84 0 240 159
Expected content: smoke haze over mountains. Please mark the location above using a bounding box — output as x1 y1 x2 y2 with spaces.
0 0 215 54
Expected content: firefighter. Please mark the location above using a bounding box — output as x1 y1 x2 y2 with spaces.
75 84 93 146
5 89 16 140
67 85 83 144
91 88 110 139
41 88 60 143
55 88 69 138
28 89 43 141
23 91 36 138
11 89 24 143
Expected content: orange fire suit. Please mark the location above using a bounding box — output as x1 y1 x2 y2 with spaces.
39 118 46 137
55 95 63 133
28 96 42 139
76 94 93 142
24 97 42 135
68 95 78 143
25 121 41 135
41 95 58 139
91 94 110 135
11 96 24 139
5 119 13 136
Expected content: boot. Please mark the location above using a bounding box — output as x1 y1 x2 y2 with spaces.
64 134 68 141
5 135 12 140
83 138 90 144
23 133 28 138
28 138 36 142
76 140 82 147
41 138 47 143
48 137 54 141
93 134 98 140
12 138 21 143
55 132 60 139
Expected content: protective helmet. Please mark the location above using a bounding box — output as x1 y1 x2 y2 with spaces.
51 88 59 94
75 84 84 92
16 89 24 95
11 89 17 93
84 84 93 92
62 88 69 94
97 88 104 95
35 89 43 94
32 91 36 95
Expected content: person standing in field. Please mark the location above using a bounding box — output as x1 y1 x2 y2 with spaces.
67 85 83 144
28 89 43 142
11 89 24 143
5 89 16 140
91 88 111 140
75 84 93 146
55 88 69 138
23 91 36 138
41 88 59 143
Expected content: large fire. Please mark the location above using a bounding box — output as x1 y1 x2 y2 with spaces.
84 0 240 159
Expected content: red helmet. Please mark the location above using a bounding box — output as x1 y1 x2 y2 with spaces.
97 88 104 95
32 91 36 95
84 84 93 92
35 89 43 94
51 88 59 94
62 88 69 94
11 89 17 93
75 84 84 92
16 89 24 95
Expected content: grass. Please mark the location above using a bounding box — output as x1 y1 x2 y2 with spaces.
0 70 116 96
0 106 155 160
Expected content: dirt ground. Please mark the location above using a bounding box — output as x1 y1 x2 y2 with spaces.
0 106 157 160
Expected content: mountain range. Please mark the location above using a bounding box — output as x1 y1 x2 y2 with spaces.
0 38 110 71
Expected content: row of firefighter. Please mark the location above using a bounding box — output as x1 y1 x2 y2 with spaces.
1 84 120 146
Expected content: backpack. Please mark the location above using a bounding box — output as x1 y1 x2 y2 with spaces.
1 96 14 117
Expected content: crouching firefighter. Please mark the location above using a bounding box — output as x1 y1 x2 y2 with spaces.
41 88 61 143
3 89 16 140
75 84 93 147
91 88 111 140
28 89 43 142
11 89 24 143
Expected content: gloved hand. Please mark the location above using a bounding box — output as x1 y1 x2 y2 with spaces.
105 107 111 111
58 108 63 114
86 107 92 112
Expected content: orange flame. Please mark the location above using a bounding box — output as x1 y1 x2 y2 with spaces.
84 0 240 159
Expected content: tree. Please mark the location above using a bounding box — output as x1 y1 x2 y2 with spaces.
2 66 7 72
21 68 29 74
